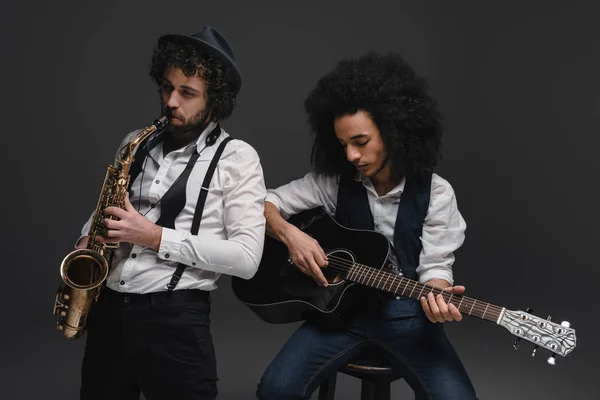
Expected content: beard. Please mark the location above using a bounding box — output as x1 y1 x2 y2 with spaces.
365 155 389 178
164 106 210 135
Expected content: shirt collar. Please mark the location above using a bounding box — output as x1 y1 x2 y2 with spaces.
191 121 220 154
146 121 220 159
354 172 407 197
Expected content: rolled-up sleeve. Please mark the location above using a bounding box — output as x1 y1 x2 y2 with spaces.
158 143 267 280
265 172 338 218
416 176 467 285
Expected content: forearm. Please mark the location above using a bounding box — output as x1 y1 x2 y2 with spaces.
157 226 264 280
264 201 296 244
144 224 162 251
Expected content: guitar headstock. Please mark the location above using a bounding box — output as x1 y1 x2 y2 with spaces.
498 309 576 363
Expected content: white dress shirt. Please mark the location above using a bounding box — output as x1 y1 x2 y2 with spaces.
265 172 466 285
80 121 267 293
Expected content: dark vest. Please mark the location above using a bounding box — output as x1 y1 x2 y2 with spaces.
334 173 433 281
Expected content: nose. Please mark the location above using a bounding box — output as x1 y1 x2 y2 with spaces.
345 146 361 164
165 91 180 109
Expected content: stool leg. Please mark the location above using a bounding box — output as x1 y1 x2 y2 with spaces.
318 372 337 400
360 379 391 400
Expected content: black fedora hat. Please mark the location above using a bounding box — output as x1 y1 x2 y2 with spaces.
158 26 242 94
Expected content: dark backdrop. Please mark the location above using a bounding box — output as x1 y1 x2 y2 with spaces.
1 1 598 399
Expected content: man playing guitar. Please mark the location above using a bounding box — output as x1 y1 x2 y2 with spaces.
255 52 478 400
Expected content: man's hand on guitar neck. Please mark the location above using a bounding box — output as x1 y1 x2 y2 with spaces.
264 202 330 287
420 280 465 323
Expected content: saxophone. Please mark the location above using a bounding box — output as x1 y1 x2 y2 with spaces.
53 116 168 339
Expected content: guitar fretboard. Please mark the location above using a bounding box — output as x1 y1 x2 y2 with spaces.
346 263 503 322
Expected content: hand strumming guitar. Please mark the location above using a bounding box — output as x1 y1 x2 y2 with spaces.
264 201 329 287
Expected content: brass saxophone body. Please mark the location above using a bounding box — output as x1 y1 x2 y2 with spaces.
53 116 168 339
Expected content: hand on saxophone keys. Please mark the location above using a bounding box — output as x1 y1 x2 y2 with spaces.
98 194 163 251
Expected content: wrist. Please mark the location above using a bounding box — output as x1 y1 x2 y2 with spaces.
425 278 451 289
279 223 298 247
151 225 163 251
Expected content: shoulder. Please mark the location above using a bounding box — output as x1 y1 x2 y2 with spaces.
277 171 340 193
218 135 261 165
213 132 263 183
430 173 457 199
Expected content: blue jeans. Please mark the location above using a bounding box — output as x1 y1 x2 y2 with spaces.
256 298 477 400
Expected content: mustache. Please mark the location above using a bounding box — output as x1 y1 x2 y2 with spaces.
165 108 183 120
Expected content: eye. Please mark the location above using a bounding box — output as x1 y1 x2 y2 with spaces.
356 140 369 147
160 83 173 93
182 90 196 97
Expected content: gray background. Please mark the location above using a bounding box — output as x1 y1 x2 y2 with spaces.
1 0 598 399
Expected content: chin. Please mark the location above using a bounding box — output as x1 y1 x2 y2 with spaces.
166 122 188 134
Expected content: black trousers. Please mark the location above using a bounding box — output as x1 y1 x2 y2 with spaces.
80 287 217 400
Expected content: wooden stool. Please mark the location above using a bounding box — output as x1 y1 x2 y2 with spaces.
318 350 402 400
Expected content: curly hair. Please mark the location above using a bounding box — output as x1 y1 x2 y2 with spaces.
304 52 444 179
149 40 237 122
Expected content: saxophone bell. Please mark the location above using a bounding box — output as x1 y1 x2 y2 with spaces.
53 249 109 339
54 116 167 339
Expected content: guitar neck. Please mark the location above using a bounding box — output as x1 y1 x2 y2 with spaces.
346 264 503 323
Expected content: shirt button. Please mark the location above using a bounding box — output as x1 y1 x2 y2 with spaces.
131 254 137 258
165 253 170 259
155 179 160 184
124 295 131 303
120 280 125 285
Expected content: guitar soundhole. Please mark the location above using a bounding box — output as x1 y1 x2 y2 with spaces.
325 249 355 285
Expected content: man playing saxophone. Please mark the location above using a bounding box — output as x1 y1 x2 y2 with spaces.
73 26 266 400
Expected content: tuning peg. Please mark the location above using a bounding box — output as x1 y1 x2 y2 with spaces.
531 345 539 357
513 338 521 351
547 354 556 366
526 307 534 314
561 321 571 328
546 315 552 321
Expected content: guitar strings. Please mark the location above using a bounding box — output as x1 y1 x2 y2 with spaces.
325 257 500 318
318 254 502 319
325 255 498 317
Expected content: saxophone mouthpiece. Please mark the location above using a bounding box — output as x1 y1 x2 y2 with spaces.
154 116 169 132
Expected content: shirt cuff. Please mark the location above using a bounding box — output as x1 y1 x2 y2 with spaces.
158 227 183 262
418 268 454 286
265 192 289 219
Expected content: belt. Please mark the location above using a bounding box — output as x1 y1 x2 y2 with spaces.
99 287 210 306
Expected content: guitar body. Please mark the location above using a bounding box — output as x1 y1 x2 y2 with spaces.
231 208 400 324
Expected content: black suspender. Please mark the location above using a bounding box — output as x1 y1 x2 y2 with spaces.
166 136 234 292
